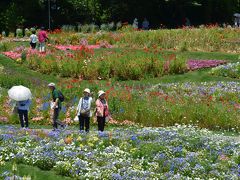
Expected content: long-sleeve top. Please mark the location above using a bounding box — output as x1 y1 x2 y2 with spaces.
38 30 48 43
95 98 109 117
17 99 31 111
76 97 93 117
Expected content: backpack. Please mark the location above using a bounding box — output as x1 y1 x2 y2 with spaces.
58 91 65 102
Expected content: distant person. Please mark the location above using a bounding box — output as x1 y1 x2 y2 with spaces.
185 17 191 27
76 88 93 132
96 90 110 132
142 18 150 30
30 30 38 49
48 83 66 131
132 18 139 29
234 17 238 27
183 17 191 27
38 27 48 52
17 99 31 129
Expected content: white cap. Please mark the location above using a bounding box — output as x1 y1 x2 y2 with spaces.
98 90 105 97
48 83 55 87
83 88 91 94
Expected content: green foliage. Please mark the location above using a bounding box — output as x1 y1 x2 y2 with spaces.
210 62 240 79
35 157 55 171
0 42 9 52
24 49 187 80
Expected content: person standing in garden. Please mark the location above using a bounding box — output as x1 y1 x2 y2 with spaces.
142 18 149 30
48 83 66 131
38 27 48 52
76 88 93 133
17 99 31 129
29 30 38 49
96 90 110 132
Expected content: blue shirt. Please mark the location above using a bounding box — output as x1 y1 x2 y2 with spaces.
18 100 31 111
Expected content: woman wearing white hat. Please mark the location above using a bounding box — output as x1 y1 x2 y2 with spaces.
76 88 92 132
95 90 110 132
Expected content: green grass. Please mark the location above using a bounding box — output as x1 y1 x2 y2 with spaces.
0 54 60 89
0 54 58 82
0 162 71 180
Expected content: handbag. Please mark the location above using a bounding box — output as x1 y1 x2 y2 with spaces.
74 116 79 122
105 116 111 123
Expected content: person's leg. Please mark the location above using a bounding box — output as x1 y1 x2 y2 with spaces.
39 43 42 52
85 117 90 132
18 110 24 128
98 117 105 132
53 108 59 129
102 117 106 131
23 110 29 128
97 116 101 131
79 115 84 131
32 43 36 49
42 42 45 52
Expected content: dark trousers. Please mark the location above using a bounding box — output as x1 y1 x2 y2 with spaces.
30 42 36 49
79 115 90 132
53 108 64 129
97 116 105 132
18 109 28 128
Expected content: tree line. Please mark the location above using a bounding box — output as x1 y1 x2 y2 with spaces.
0 0 239 32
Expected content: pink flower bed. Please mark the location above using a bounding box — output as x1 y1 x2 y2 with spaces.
187 60 227 70
2 51 21 59
54 44 113 51
54 45 101 51
2 48 48 60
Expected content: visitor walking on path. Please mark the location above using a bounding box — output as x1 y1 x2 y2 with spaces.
76 88 93 132
38 27 48 52
48 83 66 131
17 99 31 129
96 90 111 132
30 30 38 49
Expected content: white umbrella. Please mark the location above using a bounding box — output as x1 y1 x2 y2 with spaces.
8 85 32 101
234 13 240 18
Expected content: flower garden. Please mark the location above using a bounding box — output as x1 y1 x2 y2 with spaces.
0 27 240 179
0 125 239 179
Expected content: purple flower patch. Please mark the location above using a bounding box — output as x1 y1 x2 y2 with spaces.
187 60 227 70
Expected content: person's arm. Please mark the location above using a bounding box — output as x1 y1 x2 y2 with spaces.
54 98 59 108
96 99 103 116
53 90 59 108
76 98 82 114
44 32 49 41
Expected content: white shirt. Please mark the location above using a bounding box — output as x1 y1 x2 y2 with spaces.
76 97 93 117
30 34 38 43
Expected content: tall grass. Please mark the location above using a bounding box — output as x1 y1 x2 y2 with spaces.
25 49 188 80
49 27 240 53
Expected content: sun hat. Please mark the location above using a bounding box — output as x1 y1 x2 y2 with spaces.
83 88 91 94
48 83 55 87
98 90 105 97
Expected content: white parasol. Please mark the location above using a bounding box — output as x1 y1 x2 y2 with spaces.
8 85 32 101
233 13 240 18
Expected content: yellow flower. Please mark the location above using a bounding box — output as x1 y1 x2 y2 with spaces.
130 148 137 153
16 58 22 63
79 144 84 148
92 136 99 142
88 143 94 147
77 136 82 141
